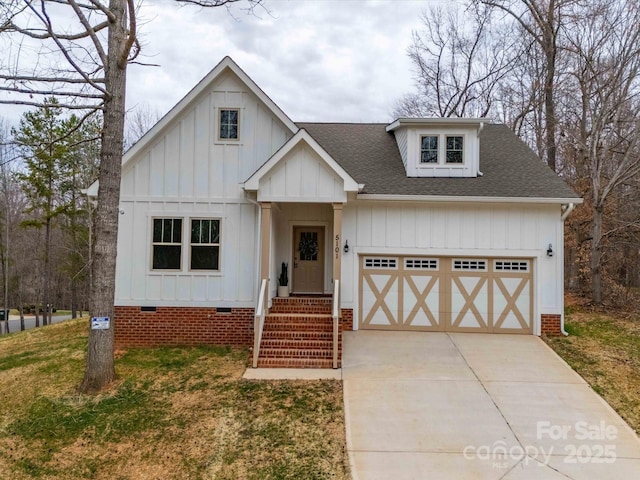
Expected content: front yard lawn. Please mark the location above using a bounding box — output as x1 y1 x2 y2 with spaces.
545 306 640 433
0 319 350 479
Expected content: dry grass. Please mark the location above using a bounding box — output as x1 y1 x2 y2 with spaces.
0 319 350 479
545 304 640 434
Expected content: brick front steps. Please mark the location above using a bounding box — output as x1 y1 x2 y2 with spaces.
256 297 342 368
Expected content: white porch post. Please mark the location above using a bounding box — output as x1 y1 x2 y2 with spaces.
260 202 272 281
332 203 343 285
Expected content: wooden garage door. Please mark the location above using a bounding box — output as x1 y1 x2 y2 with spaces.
359 256 532 334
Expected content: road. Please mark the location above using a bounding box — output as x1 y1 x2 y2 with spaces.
2 314 76 334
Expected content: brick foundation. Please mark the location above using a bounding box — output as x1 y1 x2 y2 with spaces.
340 308 354 331
541 314 562 336
114 305 355 348
114 306 254 348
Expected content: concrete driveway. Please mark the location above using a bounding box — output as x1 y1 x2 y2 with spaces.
342 331 640 480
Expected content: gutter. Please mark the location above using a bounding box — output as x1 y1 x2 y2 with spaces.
560 202 576 336
356 194 583 205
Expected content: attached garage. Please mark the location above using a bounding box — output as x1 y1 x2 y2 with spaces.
359 255 533 334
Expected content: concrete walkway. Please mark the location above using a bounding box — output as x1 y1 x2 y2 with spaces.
342 331 640 480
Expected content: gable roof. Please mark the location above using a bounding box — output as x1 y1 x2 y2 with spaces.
122 56 297 172
297 122 581 202
243 128 360 192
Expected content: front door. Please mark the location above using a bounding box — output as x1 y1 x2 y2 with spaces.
292 226 324 293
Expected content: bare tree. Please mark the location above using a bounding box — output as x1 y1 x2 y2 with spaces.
479 0 572 172
123 101 161 150
1 0 266 393
395 4 518 118
561 0 640 303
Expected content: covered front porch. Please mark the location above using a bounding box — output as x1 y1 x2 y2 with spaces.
242 128 360 368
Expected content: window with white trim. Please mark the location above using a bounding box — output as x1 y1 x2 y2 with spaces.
420 135 438 163
364 257 398 269
190 219 220 270
152 218 182 270
453 259 487 271
218 108 239 140
405 258 438 270
494 260 529 272
445 135 464 164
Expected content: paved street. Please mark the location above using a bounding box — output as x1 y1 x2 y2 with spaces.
2 313 75 334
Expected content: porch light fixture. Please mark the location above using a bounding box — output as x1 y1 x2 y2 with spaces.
344 240 350 254
546 244 553 257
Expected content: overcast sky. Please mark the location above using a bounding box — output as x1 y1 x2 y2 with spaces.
2 0 450 127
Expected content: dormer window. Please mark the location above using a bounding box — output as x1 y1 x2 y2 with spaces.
420 135 439 163
446 136 464 164
386 118 484 178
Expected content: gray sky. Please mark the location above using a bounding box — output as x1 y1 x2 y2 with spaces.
3 0 448 126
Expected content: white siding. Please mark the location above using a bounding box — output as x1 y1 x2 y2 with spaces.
403 126 480 177
257 143 347 203
116 70 292 307
341 201 564 331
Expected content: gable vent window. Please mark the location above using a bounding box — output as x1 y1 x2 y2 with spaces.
219 108 239 140
453 259 487 271
405 258 438 270
445 136 464 164
364 257 398 269
494 260 529 272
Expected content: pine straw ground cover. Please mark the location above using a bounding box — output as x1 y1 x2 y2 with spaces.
544 303 640 434
0 319 350 480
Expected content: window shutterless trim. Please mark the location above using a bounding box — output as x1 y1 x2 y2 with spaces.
151 217 183 271
189 218 222 272
217 107 240 142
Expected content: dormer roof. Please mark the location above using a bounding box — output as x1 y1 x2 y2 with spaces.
298 122 581 202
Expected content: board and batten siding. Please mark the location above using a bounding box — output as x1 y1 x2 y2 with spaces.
257 143 347 203
115 71 293 307
340 202 564 329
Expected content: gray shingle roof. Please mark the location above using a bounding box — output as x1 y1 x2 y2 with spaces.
297 122 580 199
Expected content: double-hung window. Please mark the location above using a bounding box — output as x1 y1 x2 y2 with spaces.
445 135 464 164
190 219 220 270
420 135 439 163
152 218 182 270
219 109 239 140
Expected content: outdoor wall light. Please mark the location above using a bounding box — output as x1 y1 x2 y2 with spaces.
547 244 553 257
344 240 350 254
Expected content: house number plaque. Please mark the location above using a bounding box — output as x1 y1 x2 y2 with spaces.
335 234 340 259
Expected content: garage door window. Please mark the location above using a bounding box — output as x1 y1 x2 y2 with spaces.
494 260 529 272
405 258 438 270
364 257 398 269
453 259 487 271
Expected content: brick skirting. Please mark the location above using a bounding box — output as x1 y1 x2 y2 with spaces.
340 309 354 331
114 306 254 348
114 306 356 348
541 314 562 336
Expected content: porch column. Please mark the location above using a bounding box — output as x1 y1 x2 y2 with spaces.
260 202 272 281
332 203 343 285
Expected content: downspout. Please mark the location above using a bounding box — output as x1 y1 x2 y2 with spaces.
560 203 576 336
477 122 485 177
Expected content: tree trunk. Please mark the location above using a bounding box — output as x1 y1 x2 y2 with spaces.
71 277 77 319
79 0 128 393
543 0 557 172
43 216 51 326
591 205 603 304
19 305 24 331
34 296 39 328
